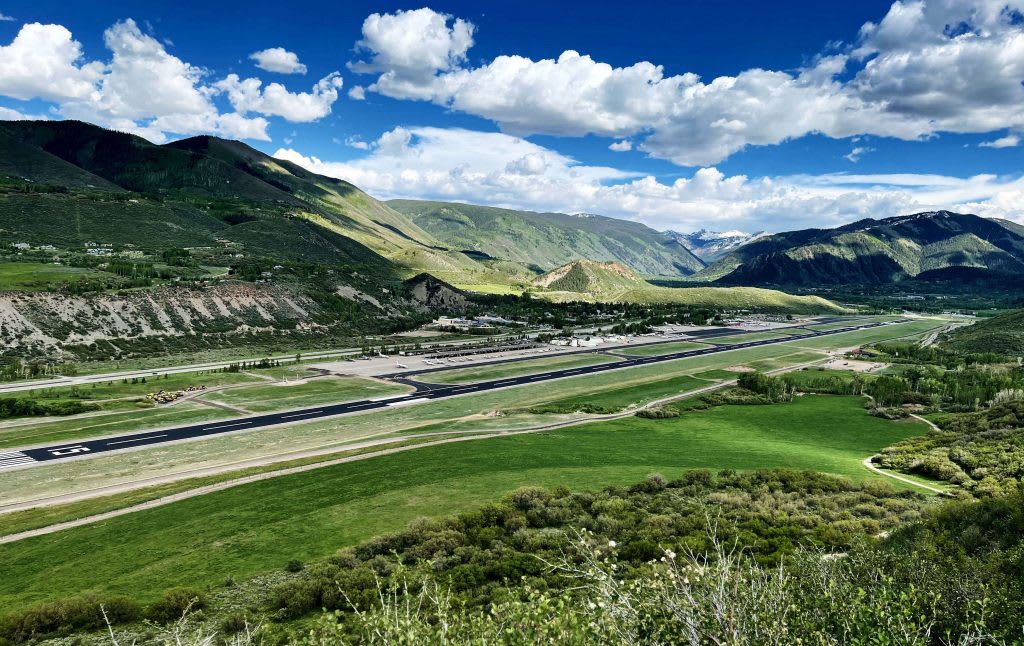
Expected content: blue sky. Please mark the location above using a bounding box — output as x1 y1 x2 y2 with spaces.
0 0 1022 232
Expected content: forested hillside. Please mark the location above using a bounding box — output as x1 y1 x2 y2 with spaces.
389 199 705 276
697 211 1024 287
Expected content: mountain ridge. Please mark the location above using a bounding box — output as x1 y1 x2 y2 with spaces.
666 228 768 261
388 199 705 277
694 210 1024 286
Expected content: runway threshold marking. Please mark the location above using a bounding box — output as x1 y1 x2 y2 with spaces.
0 450 35 470
386 398 429 407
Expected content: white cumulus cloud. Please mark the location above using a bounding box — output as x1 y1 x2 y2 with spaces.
249 47 307 74
215 72 343 122
348 7 474 100
0 23 103 102
980 134 1020 148
348 2 1024 166
274 126 1024 233
0 18 342 142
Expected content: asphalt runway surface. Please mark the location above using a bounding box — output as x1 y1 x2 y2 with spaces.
1 320 904 471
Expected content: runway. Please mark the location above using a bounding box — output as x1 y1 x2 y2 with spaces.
6 320 902 469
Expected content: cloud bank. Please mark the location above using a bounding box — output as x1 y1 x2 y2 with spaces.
275 127 1024 232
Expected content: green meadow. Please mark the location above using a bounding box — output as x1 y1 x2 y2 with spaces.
0 395 928 611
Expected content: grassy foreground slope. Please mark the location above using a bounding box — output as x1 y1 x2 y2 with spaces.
0 396 926 611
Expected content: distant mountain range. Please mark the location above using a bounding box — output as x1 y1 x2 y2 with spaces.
388 200 705 277
4 119 1021 307
693 211 1024 287
666 228 767 261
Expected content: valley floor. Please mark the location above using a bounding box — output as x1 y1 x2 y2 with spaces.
0 315 957 633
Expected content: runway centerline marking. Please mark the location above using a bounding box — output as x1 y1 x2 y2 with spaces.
281 410 324 419
107 434 168 447
202 421 252 431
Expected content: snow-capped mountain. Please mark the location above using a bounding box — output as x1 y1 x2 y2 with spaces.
665 229 768 261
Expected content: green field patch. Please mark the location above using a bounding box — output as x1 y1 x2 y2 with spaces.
452 283 525 295
197 376 410 413
784 320 946 349
805 323 863 332
0 371 263 406
743 352 826 372
0 262 99 290
782 368 865 386
422 353 620 385
0 403 231 449
529 374 710 413
0 396 928 611
693 369 744 380
615 341 708 357
707 331 800 344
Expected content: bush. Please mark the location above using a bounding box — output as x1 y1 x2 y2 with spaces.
0 595 140 643
285 559 305 573
219 611 249 635
636 407 679 419
146 587 205 624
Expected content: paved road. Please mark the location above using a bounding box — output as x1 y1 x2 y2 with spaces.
0 320 904 471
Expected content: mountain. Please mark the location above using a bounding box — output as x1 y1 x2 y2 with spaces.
387 200 705 277
0 120 840 326
532 259 843 312
695 211 1024 286
667 228 767 261
0 120 523 286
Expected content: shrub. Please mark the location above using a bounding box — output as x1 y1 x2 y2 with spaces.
0 595 140 643
219 611 249 635
146 587 205 624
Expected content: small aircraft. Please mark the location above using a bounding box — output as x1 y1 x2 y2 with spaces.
395 363 408 369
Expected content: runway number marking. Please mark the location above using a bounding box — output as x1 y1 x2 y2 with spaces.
48 445 91 456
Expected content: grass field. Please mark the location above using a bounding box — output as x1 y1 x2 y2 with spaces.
422 353 621 385
783 320 946 349
0 319 945 503
743 351 827 372
0 395 929 611
615 341 708 356
708 331 805 344
197 376 410 412
0 262 98 289
452 283 525 295
530 374 713 411
782 368 864 385
0 403 232 449
0 371 263 405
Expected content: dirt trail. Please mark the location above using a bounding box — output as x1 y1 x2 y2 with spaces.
861 413 947 495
